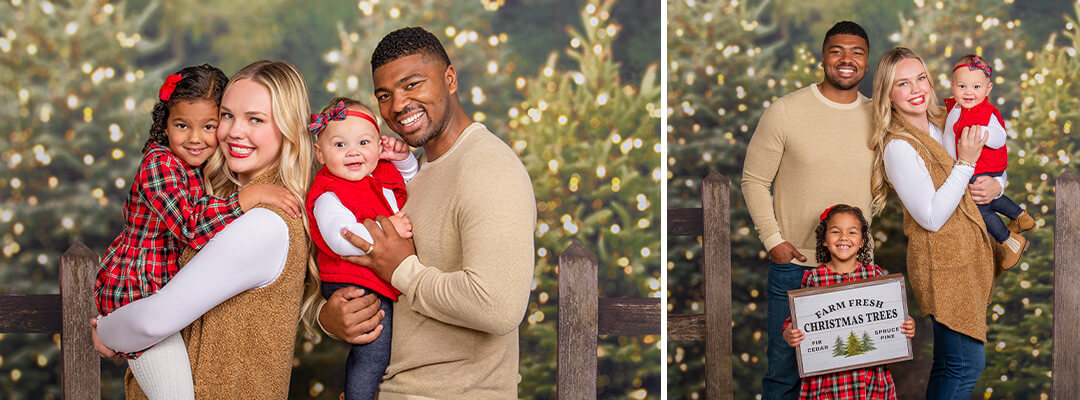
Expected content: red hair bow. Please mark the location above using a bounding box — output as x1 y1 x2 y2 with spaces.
308 101 379 136
819 206 835 221
952 55 992 78
158 74 183 101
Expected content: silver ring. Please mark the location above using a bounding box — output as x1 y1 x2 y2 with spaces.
366 244 375 254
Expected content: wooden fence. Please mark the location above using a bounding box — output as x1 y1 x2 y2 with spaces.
0 242 100 399
2 170 1079 398
557 171 732 399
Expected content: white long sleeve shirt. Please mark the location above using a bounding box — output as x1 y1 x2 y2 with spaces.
883 122 1006 232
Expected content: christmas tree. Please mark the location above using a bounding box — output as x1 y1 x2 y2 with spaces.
504 1 661 397
832 335 846 357
970 3 1080 397
0 0 166 397
666 0 819 397
667 0 1074 398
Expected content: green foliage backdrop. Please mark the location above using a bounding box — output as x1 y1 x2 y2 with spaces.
667 0 1077 398
0 0 659 398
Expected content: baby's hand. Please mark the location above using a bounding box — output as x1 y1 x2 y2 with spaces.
380 136 411 161
387 210 413 239
783 326 804 347
901 316 916 338
238 184 301 218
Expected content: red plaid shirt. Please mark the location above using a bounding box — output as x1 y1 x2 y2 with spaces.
95 144 241 318
784 264 898 400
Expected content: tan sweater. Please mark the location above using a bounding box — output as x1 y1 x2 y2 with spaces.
885 114 997 341
125 168 310 399
742 84 874 265
378 123 536 399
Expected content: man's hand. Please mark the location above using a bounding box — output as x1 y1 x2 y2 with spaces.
968 175 1003 205
768 241 807 264
90 317 117 358
318 287 385 345
340 215 416 282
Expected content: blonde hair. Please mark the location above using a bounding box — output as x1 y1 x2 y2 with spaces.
203 60 322 337
869 47 947 215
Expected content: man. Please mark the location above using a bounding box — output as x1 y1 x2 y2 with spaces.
317 26 536 399
741 21 875 400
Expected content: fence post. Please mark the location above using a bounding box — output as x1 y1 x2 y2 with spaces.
557 240 599 399
702 171 732 400
1054 169 1079 399
60 242 100 400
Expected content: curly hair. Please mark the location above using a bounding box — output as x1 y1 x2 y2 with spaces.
370 26 451 71
814 204 874 266
822 21 869 54
143 64 228 153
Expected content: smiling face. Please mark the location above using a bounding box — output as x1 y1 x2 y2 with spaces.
888 58 933 123
314 108 381 181
217 79 283 185
821 33 869 91
823 212 865 265
951 67 993 109
372 53 456 148
165 100 220 167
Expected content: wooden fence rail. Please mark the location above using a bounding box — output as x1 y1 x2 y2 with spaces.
1054 169 1079 398
3 169 1079 398
557 170 731 399
0 242 100 399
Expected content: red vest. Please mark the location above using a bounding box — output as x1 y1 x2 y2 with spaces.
944 97 1007 175
305 162 407 299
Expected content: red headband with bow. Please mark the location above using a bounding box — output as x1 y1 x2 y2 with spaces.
952 55 992 78
308 101 380 136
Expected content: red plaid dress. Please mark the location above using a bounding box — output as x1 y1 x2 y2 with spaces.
95 144 241 319
783 264 898 400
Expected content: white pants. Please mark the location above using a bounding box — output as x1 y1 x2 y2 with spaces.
127 332 195 400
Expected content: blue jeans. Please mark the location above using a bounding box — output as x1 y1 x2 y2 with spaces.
763 261 811 400
971 172 1023 242
926 315 985 400
321 282 393 400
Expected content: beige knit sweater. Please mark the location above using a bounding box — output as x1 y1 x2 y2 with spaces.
125 168 310 399
742 84 875 266
885 114 997 341
378 122 536 399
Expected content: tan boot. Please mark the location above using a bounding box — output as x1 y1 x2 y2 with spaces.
1007 211 1036 234
996 232 1030 271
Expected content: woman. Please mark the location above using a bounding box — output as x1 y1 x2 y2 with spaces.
868 47 999 399
93 60 380 398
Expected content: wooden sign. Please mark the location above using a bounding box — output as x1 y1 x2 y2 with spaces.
787 274 913 377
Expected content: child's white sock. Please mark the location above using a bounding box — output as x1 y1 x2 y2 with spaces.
128 332 195 400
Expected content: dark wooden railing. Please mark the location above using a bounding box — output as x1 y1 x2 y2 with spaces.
1054 169 1079 398
0 242 100 399
557 170 731 399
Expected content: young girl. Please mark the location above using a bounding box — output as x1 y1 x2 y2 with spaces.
943 54 1033 269
782 204 916 400
93 64 299 400
305 98 418 400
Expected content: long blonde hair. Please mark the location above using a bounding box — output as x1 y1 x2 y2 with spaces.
203 60 322 337
869 47 947 215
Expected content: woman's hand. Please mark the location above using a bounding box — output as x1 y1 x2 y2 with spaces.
318 288 385 345
968 175 1003 205
90 317 117 358
901 316 916 338
956 125 988 165
783 325 804 347
238 184 301 218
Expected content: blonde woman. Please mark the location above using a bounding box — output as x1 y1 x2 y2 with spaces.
93 60 382 398
869 47 998 399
